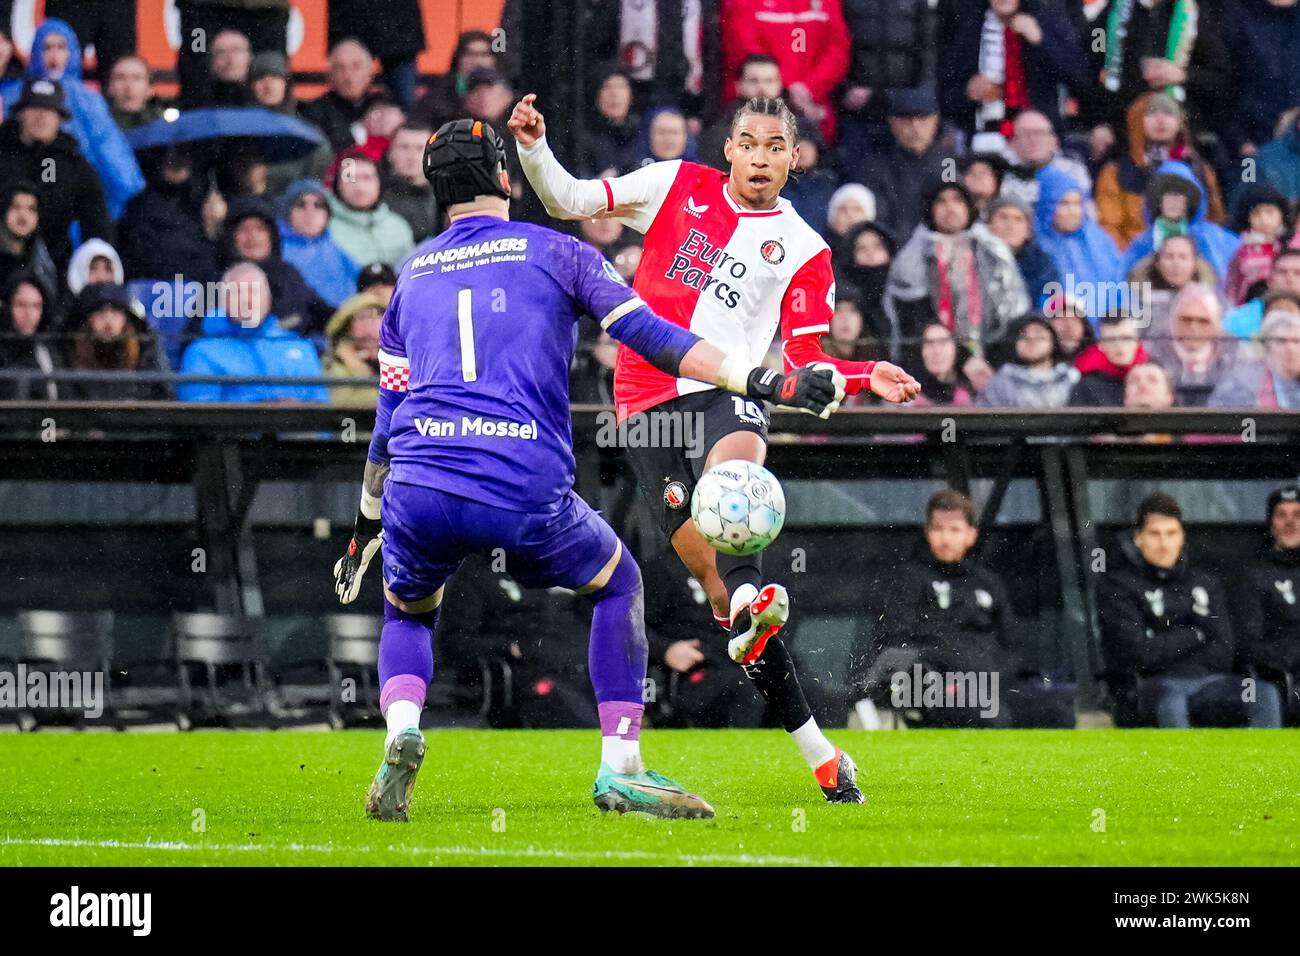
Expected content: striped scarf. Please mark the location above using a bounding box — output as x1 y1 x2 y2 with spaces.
975 11 1028 137
1102 0 1197 99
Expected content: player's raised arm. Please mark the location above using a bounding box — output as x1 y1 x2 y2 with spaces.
779 248 921 404
509 93 679 231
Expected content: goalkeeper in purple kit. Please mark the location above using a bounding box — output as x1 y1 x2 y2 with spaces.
331 118 845 822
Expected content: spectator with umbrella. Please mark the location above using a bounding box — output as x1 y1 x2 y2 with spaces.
248 51 332 195
117 145 220 287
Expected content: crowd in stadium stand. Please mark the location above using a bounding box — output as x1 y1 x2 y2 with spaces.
2 0 1300 410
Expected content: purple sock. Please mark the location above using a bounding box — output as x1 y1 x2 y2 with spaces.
585 545 648 712
378 599 437 716
598 701 644 740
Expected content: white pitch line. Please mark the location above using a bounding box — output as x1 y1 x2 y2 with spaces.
0 836 837 867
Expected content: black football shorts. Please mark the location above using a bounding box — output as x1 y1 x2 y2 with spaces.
623 388 769 539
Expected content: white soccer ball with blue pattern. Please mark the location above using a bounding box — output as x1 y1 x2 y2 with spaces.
690 459 786 555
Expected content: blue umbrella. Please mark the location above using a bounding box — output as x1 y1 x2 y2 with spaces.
126 107 327 163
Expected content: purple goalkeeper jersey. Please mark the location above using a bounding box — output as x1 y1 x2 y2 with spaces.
378 215 637 512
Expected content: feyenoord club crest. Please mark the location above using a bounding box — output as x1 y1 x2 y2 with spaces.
760 239 785 265
664 480 688 510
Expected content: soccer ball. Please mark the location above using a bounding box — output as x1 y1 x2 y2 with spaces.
690 460 786 555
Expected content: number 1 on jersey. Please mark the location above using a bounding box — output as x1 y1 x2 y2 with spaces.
457 287 478 382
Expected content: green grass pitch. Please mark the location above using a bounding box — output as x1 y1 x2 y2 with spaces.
1 728 1297 866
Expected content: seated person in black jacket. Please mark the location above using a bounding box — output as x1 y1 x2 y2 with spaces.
873 489 1014 727
1098 493 1283 728
1235 485 1300 725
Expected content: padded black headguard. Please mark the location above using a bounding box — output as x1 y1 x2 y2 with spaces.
423 118 511 206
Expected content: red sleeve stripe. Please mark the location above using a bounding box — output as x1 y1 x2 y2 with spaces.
790 324 829 337
602 178 614 213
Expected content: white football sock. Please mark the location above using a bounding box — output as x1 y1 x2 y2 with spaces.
729 583 759 624
600 735 645 774
384 699 423 748
790 716 837 770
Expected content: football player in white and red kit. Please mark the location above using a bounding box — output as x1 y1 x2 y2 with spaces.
510 94 919 803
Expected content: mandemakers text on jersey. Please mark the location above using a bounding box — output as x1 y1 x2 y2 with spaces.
413 416 539 439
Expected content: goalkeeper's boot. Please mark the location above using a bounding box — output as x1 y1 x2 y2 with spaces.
365 729 425 822
727 583 789 664
593 763 715 819
815 747 865 804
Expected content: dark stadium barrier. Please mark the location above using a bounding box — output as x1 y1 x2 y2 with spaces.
1 402 1298 714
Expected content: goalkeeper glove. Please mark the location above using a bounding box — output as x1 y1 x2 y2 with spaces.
334 510 383 604
744 362 846 419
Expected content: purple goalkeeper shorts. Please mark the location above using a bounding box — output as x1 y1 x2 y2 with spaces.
380 480 621 602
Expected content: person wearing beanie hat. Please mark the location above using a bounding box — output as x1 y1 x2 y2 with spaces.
0 77 111 273
322 291 386 405
986 193 1061 309
1096 91 1228 250
247 54 332 196
356 261 397 305
250 50 297 117
62 281 171 401
1043 290 1095 365
885 177 1029 365
824 183 876 246
0 19 145 219
278 178 360 309
1234 483 1300 725
857 84 957 237
1224 184 1294 306
975 313 1078 407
